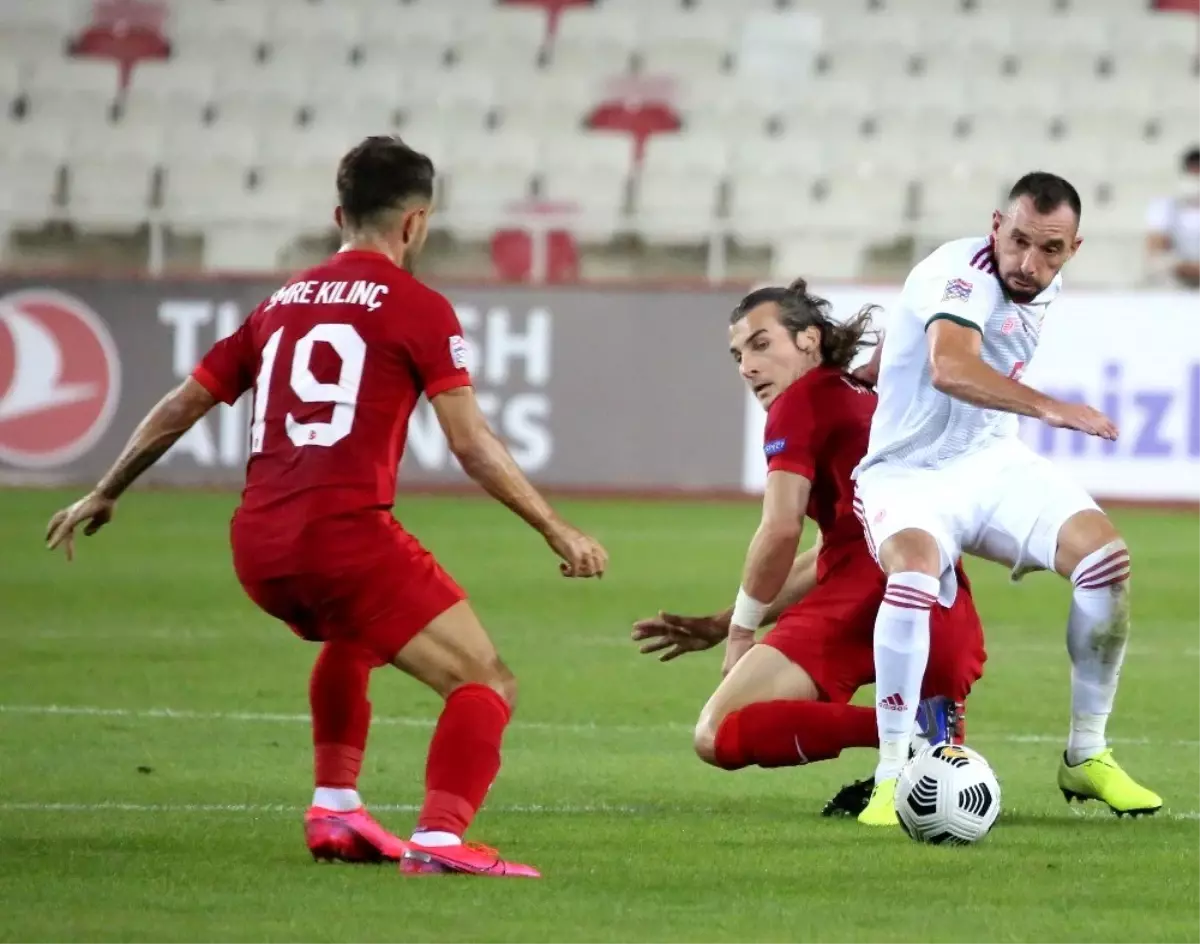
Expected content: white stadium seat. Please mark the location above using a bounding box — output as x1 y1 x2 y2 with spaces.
635 135 728 245
120 60 216 131
67 159 156 231
538 132 634 240
455 6 547 71
442 132 539 239
638 11 734 77
551 8 640 75
0 156 60 226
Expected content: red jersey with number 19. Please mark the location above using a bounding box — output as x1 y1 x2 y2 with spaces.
192 250 471 575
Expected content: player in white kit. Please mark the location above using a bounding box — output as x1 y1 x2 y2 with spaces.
851 173 1163 825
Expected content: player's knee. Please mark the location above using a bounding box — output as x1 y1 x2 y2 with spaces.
1068 535 1132 593
693 718 720 767
878 529 942 578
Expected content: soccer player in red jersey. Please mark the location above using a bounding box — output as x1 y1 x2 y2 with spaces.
632 279 986 822
45 136 608 876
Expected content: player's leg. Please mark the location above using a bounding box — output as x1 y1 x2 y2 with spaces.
386 600 538 877
693 644 878 770
235 570 409 862
853 469 965 816
974 445 1160 815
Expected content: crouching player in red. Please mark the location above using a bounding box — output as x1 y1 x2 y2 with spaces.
632 280 986 824
45 136 607 876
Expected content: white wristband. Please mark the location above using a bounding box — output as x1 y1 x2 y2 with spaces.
731 586 769 632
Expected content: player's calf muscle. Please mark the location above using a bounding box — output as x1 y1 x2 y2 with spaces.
392 602 518 706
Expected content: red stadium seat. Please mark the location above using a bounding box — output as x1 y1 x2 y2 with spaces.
502 0 593 38
70 0 169 87
587 99 682 164
1154 0 1198 10
491 227 580 283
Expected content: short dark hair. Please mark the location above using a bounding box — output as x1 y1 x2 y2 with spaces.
336 135 434 230
1008 172 1082 220
1183 146 1200 171
731 277 878 371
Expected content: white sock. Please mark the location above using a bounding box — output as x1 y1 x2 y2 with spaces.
411 829 461 848
312 787 362 812
1066 540 1131 765
874 572 938 781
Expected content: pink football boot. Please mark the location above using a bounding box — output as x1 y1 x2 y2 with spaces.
400 841 541 878
305 806 409 863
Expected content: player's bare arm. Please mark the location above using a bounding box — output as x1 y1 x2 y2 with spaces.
45 378 218 561
927 320 1117 440
721 469 810 675
431 385 607 579
632 535 822 662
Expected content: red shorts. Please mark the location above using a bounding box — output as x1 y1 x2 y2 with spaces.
231 511 465 665
761 547 986 705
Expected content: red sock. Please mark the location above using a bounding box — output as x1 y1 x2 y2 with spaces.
416 683 512 837
713 701 878 770
310 640 375 790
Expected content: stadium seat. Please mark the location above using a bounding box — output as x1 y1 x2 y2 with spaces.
823 13 923 55
119 60 216 130
24 58 123 114
537 132 634 239
551 8 639 74
490 227 580 284
920 14 1016 57
161 159 254 229
914 167 1010 248
66 158 156 231
493 63 603 133
734 11 823 84
455 5 548 70
676 77 777 139
0 156 61 227
727 154 820 245
442 132 540 239
400 69 498 139
634 134 728 245
771 232 868 281
637 11 734 77
265 1 361 52
167 0 267 65
1066 233 1149 287
586 97 683 164
210 62 311 134
805 168 912 239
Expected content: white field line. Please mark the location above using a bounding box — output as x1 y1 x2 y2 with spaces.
2 703 1197 747
0 801 1194 822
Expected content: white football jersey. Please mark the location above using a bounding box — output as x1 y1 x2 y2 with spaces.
855 236 1062 474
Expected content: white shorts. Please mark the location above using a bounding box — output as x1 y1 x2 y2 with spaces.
853 437 1100 606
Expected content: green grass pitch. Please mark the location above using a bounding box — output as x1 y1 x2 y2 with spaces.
1 490 1197 942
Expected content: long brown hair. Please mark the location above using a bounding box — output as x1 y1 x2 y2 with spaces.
730 277 879 370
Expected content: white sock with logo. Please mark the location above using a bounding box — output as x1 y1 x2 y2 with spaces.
1066 541 1132 765
873 572 939 782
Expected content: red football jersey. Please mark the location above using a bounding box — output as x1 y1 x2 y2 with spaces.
193 250 471 524
762 365 876 578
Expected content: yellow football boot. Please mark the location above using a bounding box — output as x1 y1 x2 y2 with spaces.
857 777 900 826
1058 749 1163 817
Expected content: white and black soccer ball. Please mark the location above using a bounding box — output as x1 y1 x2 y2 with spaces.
895 744 1001 845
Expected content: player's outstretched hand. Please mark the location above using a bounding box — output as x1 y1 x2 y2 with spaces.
45 491 116 562
631 611 727 662
1039 400 1118 441
546 522 608 579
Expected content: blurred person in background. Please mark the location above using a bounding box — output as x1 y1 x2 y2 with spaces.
1146 145 1200 289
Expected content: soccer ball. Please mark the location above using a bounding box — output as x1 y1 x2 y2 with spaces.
895 743 1001 845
